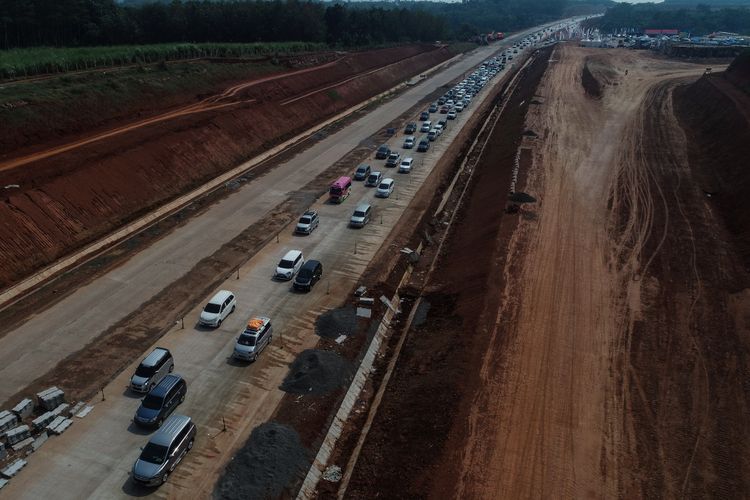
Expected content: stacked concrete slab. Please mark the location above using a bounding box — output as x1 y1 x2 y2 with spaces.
1 459 27 479
36 387 64 411
5 425 30 446
12 399 33 419
0 411 18 434
0 443 6 460
47 417 73 435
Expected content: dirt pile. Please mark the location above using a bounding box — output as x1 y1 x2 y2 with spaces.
0 45 451 290
314 306 358 339
581 57 603 98
213 421 310 499
673 64 750 267
280 349 353 395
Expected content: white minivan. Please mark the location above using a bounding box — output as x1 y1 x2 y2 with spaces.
376 178 395 198
199 290 236 327
275 250 304 280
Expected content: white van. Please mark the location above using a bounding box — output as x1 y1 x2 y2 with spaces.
274 250 304 280
199 290 236 327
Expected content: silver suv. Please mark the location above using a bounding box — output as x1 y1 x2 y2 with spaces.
132 414 196 487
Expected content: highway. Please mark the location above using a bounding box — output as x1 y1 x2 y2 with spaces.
0 22 567 499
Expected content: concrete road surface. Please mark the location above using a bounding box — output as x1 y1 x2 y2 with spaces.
0 21 570 499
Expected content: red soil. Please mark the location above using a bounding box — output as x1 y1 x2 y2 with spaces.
0 45 451 290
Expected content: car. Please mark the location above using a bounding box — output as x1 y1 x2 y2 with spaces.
350 203 372 228
439 106 449 114
428 129 438 142
353 163 371 181
419 111 430 121
130 348 174 394
133 374 187 428
274 250 304 280
403 136 415 149
233 316 273 361
399 158 413 173
132 414 196 487
437 97 446 105
438 119 447 129
293 260 323 291
417 138 430 152
447 110 457 120
365 171 382 187
455 102 465 112
404 122 417 134
385 151 401 168
376 178 395 198
295 210 319 235
428 103 438 113
420 121 432 133
198 290 236 327
375 144 390 159
435 123 444 135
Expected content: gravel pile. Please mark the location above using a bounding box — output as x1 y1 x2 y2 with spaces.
213 422 310 500
315 306 358 339
280 349 354 395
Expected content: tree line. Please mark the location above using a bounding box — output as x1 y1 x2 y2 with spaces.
0 0 576 50
591 3 750 35
1 0 450 49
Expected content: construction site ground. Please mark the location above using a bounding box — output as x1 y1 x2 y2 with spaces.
337 44 750 498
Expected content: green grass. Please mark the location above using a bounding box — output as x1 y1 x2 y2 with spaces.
0 42 327 80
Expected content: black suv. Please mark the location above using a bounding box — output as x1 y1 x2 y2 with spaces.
375 144 391 159
404 122 417 134
293 260 323 291
417 138 430 152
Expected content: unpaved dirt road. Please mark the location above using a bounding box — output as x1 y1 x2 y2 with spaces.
343 43 749 498
450 45 741 498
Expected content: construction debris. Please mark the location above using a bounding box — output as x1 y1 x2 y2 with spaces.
322 465 343 482
75 405 94 419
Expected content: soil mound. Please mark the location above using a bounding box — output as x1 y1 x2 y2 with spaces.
725 49 750 95
581 59 602 98
674 70 750 268
280 349 353 395
0 45 451 290
213 421 310 499
314 306 358 339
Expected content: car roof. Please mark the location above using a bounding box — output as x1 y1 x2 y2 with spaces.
141 347 170 367
302 210 317 217
209 289 233 304
282 249 302 260
355 203 371 211
356 164 370 170
149 414 192 447
149 374 183 397
381 178 394 185
300 259 321 271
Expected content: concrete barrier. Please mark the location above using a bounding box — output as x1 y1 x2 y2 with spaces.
12 399 33 419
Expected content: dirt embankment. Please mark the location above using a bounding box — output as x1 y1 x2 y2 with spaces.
582 57 603 98
674 64 750 268
343 46 554 499
0 45 451 290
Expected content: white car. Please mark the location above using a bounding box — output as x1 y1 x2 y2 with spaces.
399 158 413 173
274 250 304 280
447 110 457 120
376 178 395 198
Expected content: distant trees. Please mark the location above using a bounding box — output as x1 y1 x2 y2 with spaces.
590 3 750 35
0 0 573 50
0 0 448 49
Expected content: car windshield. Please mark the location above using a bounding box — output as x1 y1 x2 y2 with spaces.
279 259 294 269
379 183 389 189
330 186 342 194
354 210 366 217
135 365 156 377
357 166 367 173
141 394 163 410
238 334 257 346
368 175 378 182
299 217 311 224
140 443 168 465
297 269 312 279
204 303 221 314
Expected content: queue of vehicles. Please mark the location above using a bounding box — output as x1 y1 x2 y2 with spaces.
124 32 540 490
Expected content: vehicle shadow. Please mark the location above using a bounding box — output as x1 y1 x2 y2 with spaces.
121 477 153 497
122 388 145 399
226 356 253 367
126 421 154 436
